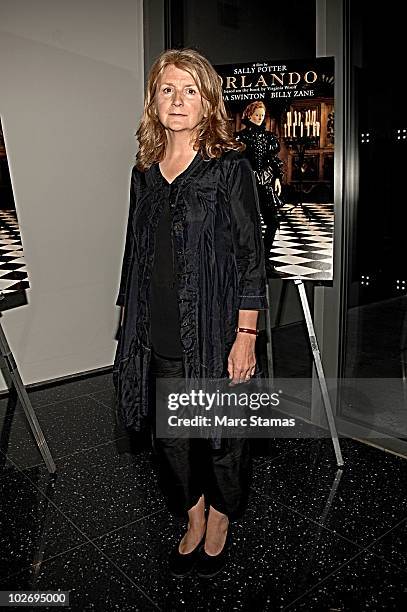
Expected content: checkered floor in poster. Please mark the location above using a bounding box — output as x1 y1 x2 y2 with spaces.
264 203 334 280
0 209 30 294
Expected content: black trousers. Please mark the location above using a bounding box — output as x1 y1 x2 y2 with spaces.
149 349 252 521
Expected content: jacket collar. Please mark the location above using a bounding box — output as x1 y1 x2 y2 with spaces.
145 151 204 190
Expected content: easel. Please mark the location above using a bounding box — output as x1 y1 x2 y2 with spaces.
1 115 56 474
264 279 344 467
0 309 56 474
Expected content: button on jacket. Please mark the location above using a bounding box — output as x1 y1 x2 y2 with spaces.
113 149 268 448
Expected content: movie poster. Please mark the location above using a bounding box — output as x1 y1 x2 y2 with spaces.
215 57 335 280
0 117 30 301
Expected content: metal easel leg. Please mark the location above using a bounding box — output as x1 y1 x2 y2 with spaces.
0 315 56 473
265 281 274 382
294 279 344 467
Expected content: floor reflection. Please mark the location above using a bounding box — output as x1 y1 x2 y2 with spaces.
0 372 406 610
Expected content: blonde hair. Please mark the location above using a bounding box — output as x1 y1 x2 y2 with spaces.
136 48 244 171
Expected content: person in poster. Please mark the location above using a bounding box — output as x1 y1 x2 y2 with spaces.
216 58 335 281
235 101 284 276
113 48 268 578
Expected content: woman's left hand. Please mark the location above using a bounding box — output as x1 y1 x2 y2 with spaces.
275 177 282 196
227 333 257 385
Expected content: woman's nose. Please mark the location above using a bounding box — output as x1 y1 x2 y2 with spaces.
172 90 183 105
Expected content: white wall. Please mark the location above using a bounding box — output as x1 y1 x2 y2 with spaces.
0 0 144 388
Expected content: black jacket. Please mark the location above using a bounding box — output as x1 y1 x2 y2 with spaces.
112 150 268 448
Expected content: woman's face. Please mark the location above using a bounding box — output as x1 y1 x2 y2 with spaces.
155 64 205 134
249 107 265 126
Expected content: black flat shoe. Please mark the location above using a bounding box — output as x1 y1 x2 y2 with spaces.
168 533 206 577
196 530 231 578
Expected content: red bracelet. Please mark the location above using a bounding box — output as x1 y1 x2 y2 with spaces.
235 327 259 336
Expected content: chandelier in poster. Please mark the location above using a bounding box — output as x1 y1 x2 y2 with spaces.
216 57 335 281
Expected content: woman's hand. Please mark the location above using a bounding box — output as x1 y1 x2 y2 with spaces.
227 333 257 385
275 177 282 196
120 307 125 326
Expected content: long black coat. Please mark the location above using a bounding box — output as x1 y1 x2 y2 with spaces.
112 150 268 448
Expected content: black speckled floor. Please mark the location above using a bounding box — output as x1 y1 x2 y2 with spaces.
1 372 407 611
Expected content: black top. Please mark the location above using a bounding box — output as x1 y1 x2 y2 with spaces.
149 183 183 359
235 122 283 180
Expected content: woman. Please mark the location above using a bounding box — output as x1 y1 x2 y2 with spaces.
113 49 268 578
236 101 284 276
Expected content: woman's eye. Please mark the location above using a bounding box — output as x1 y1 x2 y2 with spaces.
162 87 172 94
186 89 197 95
